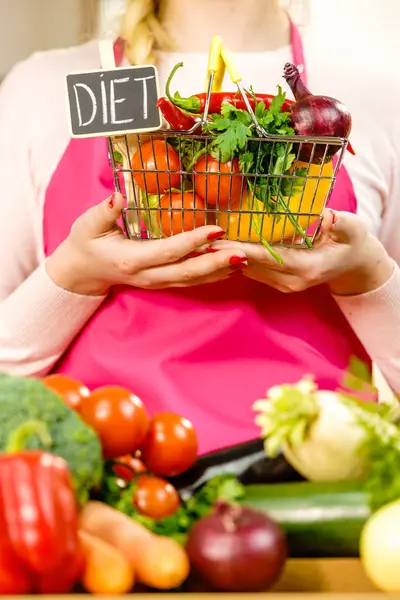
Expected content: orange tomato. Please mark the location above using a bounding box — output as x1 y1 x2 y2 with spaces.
193 155 246 208
157 191 206 237
131 140 180 194
218 161 333 243
133 474 180 519
42 374 90 412
140 412 198 477
80 386 149 460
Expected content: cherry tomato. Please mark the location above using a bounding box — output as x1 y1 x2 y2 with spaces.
131 140 180 194
80 386 149 459
140 412 198 477
193 155 246 208
133 474 180 519
157 191 206 237
113 452 147 482
42 374 90 412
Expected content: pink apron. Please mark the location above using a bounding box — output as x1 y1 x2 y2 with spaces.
43 24 371 454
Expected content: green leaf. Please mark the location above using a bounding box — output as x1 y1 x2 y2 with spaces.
139 190 161 237
339 395 400 511
206 117 231 132
269 85 287 115
113 150 123 164
211 120 250 162
349 356 372 383
168 136 206 172
281 167 307 197
255 101 266 120
239 151 254 173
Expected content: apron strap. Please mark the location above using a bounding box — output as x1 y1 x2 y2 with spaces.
289 18 307 85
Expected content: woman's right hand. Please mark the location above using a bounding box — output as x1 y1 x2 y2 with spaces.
46 193 248 296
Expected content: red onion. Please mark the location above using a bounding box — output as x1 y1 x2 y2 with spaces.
185 500 287 592
283 62 352 163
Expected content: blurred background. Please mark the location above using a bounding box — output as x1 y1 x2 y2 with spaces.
0 0 399 81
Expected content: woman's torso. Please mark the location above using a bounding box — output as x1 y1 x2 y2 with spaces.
37 39 370 453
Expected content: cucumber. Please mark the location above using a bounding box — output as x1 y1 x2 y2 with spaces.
241 481 371 558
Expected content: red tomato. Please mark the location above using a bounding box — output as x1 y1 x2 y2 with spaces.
80 386 149 459
42 374 90 412
113 452 147 482
140 412 198 477
193 155 246 207
157 191 206 237
131 140 180 194
133 474 180 519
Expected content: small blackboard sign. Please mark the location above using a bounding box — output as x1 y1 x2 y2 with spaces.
66 65 162 138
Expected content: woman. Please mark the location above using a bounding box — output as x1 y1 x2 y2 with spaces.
0 0 398 453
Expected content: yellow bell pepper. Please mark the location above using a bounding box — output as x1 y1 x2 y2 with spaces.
218 161 334 243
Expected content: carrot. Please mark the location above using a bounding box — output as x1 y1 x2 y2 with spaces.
79 530 135 595
136 535 190 590
79 501 152 562
80 501 190 590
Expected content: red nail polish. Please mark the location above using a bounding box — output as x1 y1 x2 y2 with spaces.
108 194 116 208
207 230 226 241
206 246 219 253
229 255 247 266
330 209 337 224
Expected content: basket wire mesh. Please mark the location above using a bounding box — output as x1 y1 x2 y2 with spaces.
106 46 348 257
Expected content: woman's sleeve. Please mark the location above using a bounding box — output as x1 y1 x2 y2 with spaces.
0 54 104 378
333 264 400 396
338 100 400 396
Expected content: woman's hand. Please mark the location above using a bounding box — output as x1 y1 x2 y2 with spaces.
210 209 395 296
46 193 247 296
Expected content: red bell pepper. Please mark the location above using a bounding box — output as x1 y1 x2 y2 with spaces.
0 420 84 594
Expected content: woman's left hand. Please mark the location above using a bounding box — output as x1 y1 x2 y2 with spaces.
210 209 394 296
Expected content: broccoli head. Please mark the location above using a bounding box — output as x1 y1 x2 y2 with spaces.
0 373 103 503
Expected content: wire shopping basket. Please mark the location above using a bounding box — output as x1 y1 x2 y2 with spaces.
107 38 348 259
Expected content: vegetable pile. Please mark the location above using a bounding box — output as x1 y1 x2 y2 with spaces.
118 60 352 263
2 361 400 594
0 372 292 594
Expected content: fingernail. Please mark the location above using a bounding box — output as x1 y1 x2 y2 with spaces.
206 246 220 253
207 229 226 241
229 255 248 266
229 270 243 276
108 193 117 208
330 209 337 224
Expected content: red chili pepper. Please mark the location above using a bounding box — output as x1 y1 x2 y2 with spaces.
191 91 294 114
347 140 356 155
0 421 83 594
165 62 294 115
156 97 198 131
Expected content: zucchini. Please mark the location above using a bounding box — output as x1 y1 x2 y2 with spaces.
241 481 371 558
